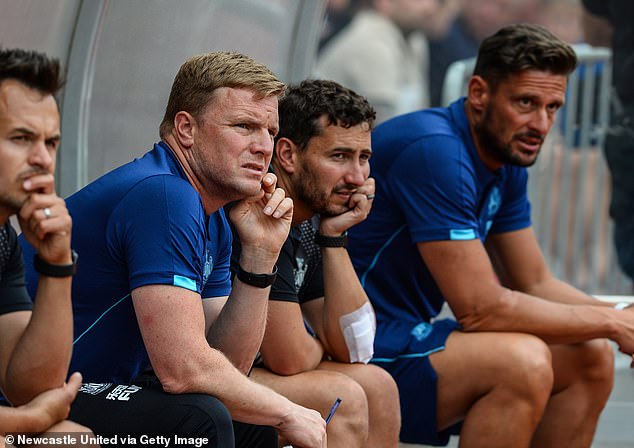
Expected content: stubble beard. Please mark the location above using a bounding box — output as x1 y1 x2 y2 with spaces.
475 107 542 168
295 164 350 218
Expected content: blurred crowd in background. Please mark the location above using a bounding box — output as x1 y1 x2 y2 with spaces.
318 0 586 122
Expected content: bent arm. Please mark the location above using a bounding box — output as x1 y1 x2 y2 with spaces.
485 228 610 306
0 371 81 435
205 268 274 373
418 229 623 345
133 284 297 422
304 246 373 363
0 274 73 405
259 300 325 375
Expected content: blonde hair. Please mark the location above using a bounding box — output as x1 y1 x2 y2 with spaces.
159 51 285 137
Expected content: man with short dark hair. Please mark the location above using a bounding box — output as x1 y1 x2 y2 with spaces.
231 79 401 447
22 51 326 448
0 47 90 441
348 24 632 447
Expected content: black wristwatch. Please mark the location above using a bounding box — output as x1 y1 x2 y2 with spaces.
314 231 348 248
236 265 278 288
34 250 79 277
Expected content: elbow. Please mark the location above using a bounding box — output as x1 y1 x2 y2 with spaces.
453 289 515 332
2 366 68 406
153 362 201 395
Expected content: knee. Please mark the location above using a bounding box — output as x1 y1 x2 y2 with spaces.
506 335 554 403
326 373 370 445
357 364 400 413
577 339 615 388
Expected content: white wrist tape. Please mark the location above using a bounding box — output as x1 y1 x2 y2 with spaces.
614 302 630 310
339 302 376 364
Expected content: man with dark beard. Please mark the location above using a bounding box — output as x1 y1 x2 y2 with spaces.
347 23 634 447
229 79 401 448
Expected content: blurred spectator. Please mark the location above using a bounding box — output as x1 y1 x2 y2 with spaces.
582 0 634 287
537 0 584 44
319 0 356 51
316 0 448 124
428 0 540 106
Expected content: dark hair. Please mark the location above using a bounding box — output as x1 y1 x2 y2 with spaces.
0 47 63 95
276 79 376 150
473 23 578 91
159 51 285 138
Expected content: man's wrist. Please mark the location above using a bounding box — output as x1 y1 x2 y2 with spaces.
236 265 277 288
315 231 348 248
34 250 78 277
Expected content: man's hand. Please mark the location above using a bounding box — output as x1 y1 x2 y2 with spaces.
17 173 72 265
19 372 82 432
276 403 327 448
320 177 375 236
229 173 293 269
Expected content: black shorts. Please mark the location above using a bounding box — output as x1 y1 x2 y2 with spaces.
70 375 276 448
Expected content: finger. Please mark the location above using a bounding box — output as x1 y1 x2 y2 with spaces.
261 173 278 195
23 173 55 194
267 196 293 219
19 193 63 222
262 188 289 216
36 214 72 240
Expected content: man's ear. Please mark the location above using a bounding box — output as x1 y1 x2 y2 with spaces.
173 111 195 148
274 137 298 174
467 75 489 113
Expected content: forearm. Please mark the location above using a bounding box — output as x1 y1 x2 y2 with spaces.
5 276 73 404
320 247 372 362
0 405 51 435
161 346 297 427
207 281 269 373
456 285 619 344
521 275 610 307
260 323 325 375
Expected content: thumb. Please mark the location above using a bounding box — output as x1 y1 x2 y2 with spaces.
65 372 83 397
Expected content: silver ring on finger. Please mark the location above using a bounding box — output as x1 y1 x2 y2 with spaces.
43 207 52 219
366 194 376 200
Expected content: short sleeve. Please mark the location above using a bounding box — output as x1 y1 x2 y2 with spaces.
269 236 301 303
389 135 481 243
0 225 33 315
108 175 207 293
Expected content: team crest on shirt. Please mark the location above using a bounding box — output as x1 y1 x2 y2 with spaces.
294 256 307 292
203 249 213 284
488 186 501 216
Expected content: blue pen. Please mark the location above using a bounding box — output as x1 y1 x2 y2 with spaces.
325 397 342 425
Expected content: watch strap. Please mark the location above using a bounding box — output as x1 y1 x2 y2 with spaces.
34 250 78 277
236 265 278 288
314 231 348 248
